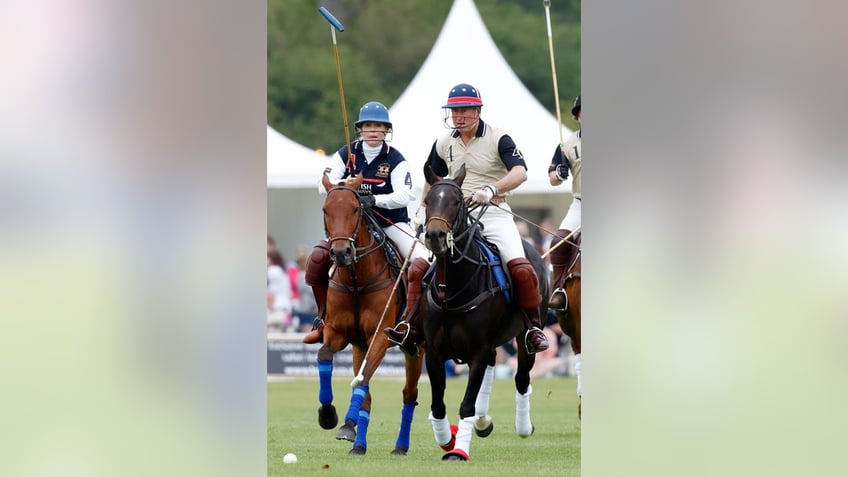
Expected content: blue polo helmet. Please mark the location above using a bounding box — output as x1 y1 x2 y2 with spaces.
354 101 392 129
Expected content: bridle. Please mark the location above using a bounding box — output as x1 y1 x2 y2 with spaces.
324 185 385 264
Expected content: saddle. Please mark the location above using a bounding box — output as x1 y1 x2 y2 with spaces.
422 228 513 312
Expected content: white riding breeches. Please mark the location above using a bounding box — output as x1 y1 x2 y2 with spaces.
558 197 581 233
472 203 525 262
384 221 429 261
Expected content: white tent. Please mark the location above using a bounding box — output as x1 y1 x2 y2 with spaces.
388 0 573 196
267 125 330 262
267 125 329 188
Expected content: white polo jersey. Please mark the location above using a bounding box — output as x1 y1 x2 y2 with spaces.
432 121 526 198
562 129 581 199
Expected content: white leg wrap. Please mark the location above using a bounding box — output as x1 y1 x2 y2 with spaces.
454 416 477 455
474 365 495 418
575 353 582 397
429 412 452 447
515 384 533 436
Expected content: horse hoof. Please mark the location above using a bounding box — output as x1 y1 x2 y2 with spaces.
474 415 493 438
390 446 408 456
518 424 535 439
335 419 356 442
348 445 366 456
441 449 469 461
318 404 338 430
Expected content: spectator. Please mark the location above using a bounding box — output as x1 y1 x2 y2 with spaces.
267 249 293 333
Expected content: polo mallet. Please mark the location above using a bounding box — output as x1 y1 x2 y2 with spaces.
319 7 354 172
543 0 565 148
541 225 581 259
351 240 418 388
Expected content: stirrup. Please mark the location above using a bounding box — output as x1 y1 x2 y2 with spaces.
524 327 549 355
385 322 410 346
548 288 567 310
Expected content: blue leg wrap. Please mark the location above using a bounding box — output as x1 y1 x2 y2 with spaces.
317 359 333 405
395 401 418 450
353 409 370 449
345 385 369 422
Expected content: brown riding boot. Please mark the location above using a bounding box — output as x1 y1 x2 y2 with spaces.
384 257 429 356
507 258 549 354
548 229 575 310
302 241 331 345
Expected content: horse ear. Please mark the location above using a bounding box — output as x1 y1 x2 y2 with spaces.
454 163 466 187
424 164 438 185
321 173 333 192
349 173 364 189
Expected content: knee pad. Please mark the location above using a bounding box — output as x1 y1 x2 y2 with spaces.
305 240 331 286
408 258 430 283
507 258 541 309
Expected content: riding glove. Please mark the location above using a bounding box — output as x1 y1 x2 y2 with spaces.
411 207 426 233
472 185 498 205
360 194 376 209
555 164 569 181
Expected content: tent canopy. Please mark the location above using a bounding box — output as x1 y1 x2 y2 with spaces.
388 0 573 195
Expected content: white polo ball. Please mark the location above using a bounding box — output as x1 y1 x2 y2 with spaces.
283 453 298 464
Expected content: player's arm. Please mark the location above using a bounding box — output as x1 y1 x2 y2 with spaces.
548 145 569 186
492 135 528 194
373 160 415 209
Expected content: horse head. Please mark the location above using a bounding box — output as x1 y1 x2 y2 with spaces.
322 173 365 267
424 164 467 258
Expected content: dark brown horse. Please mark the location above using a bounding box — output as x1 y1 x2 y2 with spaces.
314 173 425 456
418 164 547 461
552 232 581 417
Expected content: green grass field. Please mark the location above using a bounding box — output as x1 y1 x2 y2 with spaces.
268 375 581 476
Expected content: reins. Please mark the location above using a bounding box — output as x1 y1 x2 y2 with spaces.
425 181 509 312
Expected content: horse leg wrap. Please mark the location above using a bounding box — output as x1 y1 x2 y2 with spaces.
429 412 453 449
515 384 534 437
353 409 370 450
318 359 334 405
474 365 495 419
454 416 477 456
345 385 368 423
575 353 582 397
395 401 418 451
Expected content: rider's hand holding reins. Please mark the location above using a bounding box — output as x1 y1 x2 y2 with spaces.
472 184 498 205
411 207 426 234
359 194 376 209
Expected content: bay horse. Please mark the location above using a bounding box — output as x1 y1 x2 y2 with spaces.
553 232 581 417
314 173 425 456
419 164 548 461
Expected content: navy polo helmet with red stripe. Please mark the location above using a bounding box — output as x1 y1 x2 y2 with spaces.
443 83 483 109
